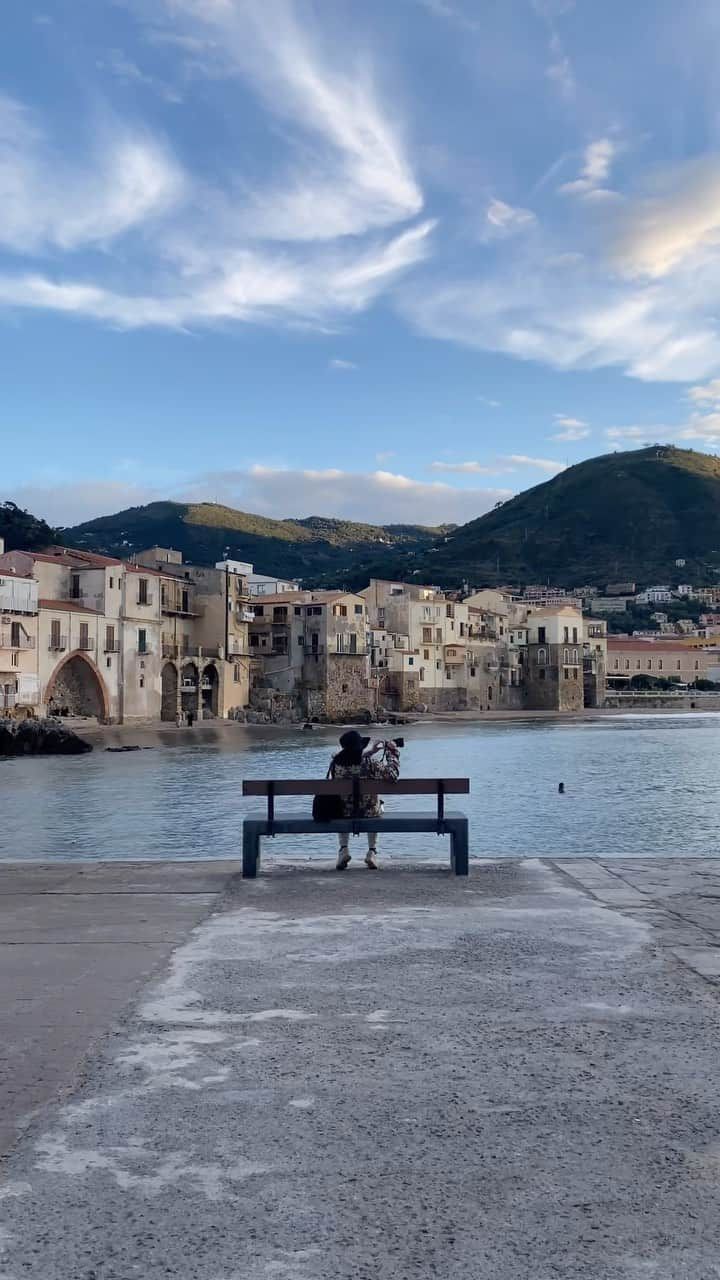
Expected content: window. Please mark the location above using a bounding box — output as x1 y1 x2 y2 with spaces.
435 628 442 643
488 686 493 700
647 659 652 670
450 620 455 631
436 660 442 670
254 606 264 617
11 652 18 668
424 649 430 660
106 656 112 668
564 667 570 680
572 627 578 643
138 628 147 655
563 648 570 663
109 577 114 589
342 683 348 693
408 657 414 666
470 667 476 677
79 622 89 649
355 604 363 615
573 669 578 679
419 667 426 682
572 649 578 664
422 628 433 644
538 626 546 643
51 619 61 649
294 607 302 615
695 660 700 670
105 625 116 652
625 659 630 670
563 626 569 643
138 578 149 605
139 676 145 689
539 669 546 680
677 660 681 670
10 622 20 647
658 659 663 671
459 622 465 637
70 574 81 600
614 658 619 670
298 635 304 646
234 664 242 682
538 647 547 665
636 659 641 669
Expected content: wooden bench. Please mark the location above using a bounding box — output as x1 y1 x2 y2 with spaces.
241 778 471 877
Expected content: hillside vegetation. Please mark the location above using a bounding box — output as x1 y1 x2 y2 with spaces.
416 446 720 587
63 501 446 587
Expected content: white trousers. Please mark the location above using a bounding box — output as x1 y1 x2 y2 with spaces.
338 833 378 852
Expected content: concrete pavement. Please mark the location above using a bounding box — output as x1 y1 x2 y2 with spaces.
2 857 720 1278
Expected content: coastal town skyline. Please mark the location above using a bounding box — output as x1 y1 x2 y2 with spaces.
6 1 720 529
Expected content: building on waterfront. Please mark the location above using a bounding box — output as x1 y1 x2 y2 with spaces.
0 555 39 712
607 637 711 685
247 570 300 597
249 590 371 720
132 549 253 720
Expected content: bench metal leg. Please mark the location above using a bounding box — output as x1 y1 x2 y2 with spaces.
450 821 469 876
242 824 261 878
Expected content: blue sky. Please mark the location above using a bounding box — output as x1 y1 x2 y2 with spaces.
4 0 720 528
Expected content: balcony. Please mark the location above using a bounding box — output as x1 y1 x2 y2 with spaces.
227 639 251 657
136 594 154 607
78 638 94 651
162 641 178 659
240 610 256 623
104 640 120 653
303 645 325 657
137 647 153 657
49 635 67 652
0 631 35 650
178 644 223 659
161 597 204 618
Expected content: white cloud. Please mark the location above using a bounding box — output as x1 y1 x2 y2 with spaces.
545 32 575 99
163 0 423 242
0 219 434 330
430 460 512 475
13 467 514 528
504 454 566 473
478 396 500 408
329 358 358 370
689 378 720 405
0 95 185 253
486 199 536 234
550 414 591 441
97 50 183 104
611 156 720 278
559 138 615 196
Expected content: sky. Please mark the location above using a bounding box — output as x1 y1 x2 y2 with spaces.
4 0 720 529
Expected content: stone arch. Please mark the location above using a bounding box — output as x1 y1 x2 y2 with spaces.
161 663 178 721
181 662 198 716
201 663 219 717
46 651 109 720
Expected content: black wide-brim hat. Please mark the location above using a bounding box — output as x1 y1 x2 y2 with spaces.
339 729 370 753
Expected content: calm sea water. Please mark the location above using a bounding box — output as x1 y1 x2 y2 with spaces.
1 715 719 861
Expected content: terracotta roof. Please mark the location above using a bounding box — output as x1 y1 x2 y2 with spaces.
39 598 100 615
608 638 691 651
250 589 364 606
35 546 124 567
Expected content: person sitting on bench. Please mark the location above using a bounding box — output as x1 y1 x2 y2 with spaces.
330 730 400 871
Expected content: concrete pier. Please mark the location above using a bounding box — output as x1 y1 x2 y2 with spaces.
2 857 720 1278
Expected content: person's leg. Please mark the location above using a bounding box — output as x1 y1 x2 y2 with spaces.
336 833 351 871
365 831 378 870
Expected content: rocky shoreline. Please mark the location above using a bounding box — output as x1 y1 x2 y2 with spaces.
0 716 93 756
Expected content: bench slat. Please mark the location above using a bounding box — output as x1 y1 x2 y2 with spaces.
242 778 470 797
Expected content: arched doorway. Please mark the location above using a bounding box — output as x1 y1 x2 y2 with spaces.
201 664 219 717
161 664 178 721
46 653 109 720
181 663 198 717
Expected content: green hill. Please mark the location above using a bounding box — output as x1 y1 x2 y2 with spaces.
418 445 720 588
62 501 447 588
0 501 57 553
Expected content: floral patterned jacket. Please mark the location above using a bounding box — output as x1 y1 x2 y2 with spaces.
329 745 400 818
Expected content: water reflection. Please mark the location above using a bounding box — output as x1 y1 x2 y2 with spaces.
1 716 718 861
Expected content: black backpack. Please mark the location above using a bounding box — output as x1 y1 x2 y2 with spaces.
312 760 345 822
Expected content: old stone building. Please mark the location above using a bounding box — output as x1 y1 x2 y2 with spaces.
249 590 371 721
0 553 39 712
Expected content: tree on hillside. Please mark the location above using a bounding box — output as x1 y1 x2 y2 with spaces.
0 501 56 552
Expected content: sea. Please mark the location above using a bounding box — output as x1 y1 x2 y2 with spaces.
1 714 718 861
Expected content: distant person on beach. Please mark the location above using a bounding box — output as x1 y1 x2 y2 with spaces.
330 730 400 871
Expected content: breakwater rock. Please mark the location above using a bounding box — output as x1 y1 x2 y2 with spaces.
0 717 93 756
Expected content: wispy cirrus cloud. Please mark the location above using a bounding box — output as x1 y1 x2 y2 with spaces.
485 198 536 236
0 2 431 333
329 358 358 371
504 454 566 473
430 460 511 475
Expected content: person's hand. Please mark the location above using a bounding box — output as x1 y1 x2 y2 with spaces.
372 739 385 753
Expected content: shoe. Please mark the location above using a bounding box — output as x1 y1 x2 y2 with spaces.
365 853 378 870
336 849 351 871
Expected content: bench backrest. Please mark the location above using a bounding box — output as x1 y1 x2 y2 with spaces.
242 777 469 826
242 778 470 797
